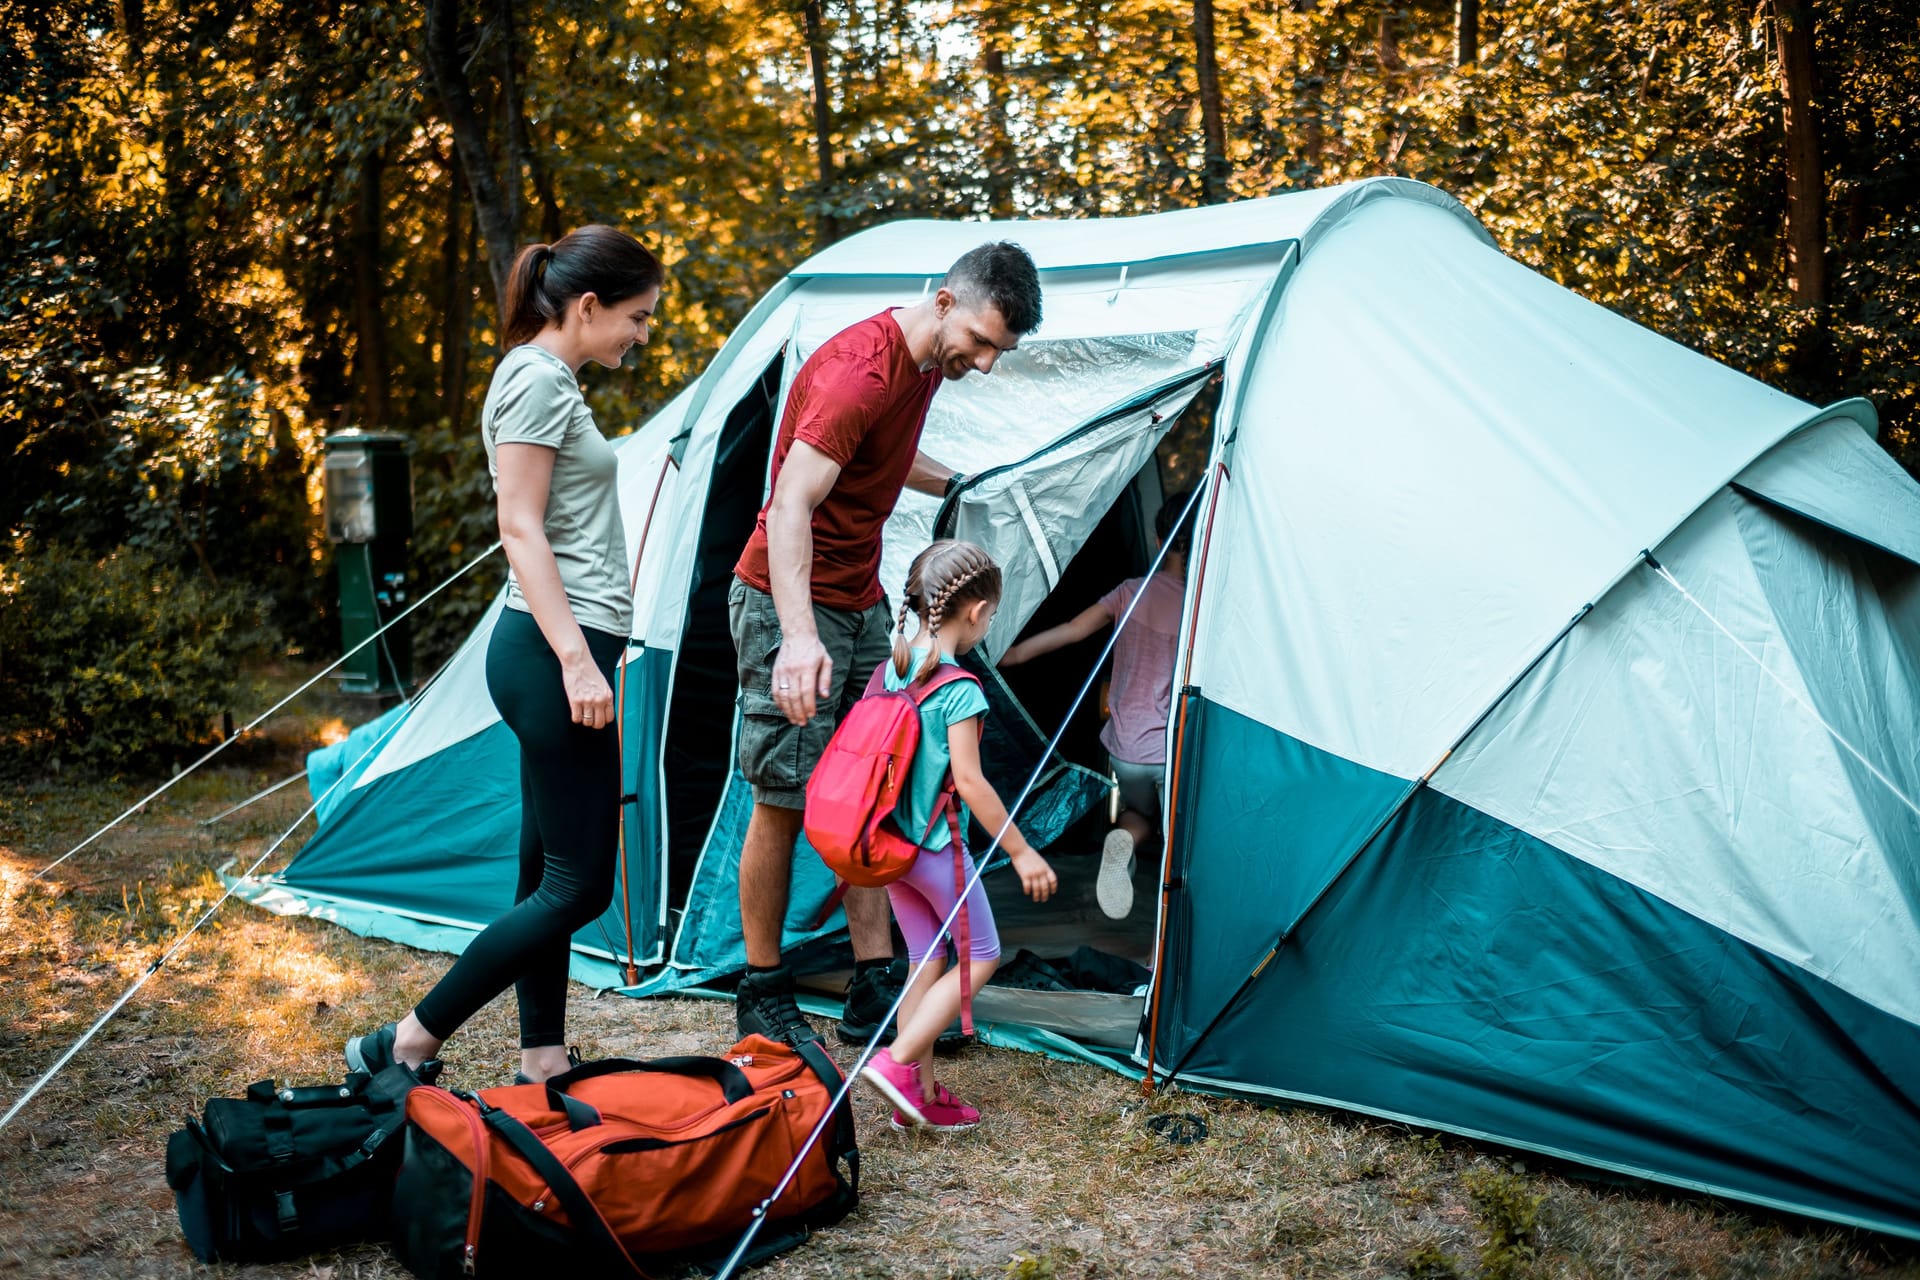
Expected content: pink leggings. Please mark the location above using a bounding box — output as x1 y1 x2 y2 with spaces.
885 847 1002 966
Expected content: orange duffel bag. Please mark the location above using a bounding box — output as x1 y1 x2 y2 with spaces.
389 1036 859 1278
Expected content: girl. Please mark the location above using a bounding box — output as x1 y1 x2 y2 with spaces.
858 540 1058 1132
345 225 664 1086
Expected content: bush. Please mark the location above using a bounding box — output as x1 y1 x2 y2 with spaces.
0 542 276 768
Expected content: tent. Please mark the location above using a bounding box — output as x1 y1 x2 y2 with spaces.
239 178 1920 1238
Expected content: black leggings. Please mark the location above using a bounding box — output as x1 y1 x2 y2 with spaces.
414 608 624 1049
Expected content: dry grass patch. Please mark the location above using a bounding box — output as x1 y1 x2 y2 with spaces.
3 670 1919 1278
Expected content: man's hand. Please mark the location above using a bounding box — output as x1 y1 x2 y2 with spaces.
771 631 833 725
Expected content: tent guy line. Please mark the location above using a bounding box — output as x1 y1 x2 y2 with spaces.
1644 552 1920 820
197 768 310 827
0 685 438 1133
30 540 504 884
711 478 1213 1280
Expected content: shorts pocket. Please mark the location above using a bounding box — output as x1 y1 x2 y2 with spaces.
738 711 803 794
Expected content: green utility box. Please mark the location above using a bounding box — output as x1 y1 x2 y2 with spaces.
323 431 413 695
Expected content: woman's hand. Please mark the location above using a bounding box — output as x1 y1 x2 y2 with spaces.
563 653 616 729
998 641 1030 668
1010 848 1058 903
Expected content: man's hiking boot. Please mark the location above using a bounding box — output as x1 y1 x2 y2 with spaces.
735 966 819 1047
835 963 901 1046
835 959 971 1051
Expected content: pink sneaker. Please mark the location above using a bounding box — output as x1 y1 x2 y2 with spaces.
859 1048 926 1127
893 1081 980 1133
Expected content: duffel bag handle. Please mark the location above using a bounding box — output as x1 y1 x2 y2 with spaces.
544 1056 754 1112
244 1073 374 1109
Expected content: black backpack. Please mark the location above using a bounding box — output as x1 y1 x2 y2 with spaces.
165 1063 420 1263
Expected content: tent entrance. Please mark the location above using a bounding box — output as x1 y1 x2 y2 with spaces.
949 374 1225 1047
662 352 786 907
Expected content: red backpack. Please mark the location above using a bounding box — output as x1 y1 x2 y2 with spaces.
805 660 987 1035
804 660 980 888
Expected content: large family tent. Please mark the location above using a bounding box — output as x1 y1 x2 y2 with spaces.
240 178 1920 1238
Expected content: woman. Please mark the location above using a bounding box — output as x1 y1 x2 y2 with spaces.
345 225 663 1085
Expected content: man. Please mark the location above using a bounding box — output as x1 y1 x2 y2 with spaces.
729 241 1044 1046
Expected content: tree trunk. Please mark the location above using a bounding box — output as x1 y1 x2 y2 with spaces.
1193 0 1230 204
1377 7 1403 72
802 0 839 246
497 0 555 242
351 149 389 429
1774 1 1827 307
441 147 472 430
983 40 1015 218
116 0 145 60
1455 0 1480 138
424 0 520 326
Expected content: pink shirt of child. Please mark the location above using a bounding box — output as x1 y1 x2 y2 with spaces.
1097 570 1185 765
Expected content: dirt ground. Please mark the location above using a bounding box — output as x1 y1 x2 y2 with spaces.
2 681 1917 1280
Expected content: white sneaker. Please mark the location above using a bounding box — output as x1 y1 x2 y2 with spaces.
1097 827 1136 919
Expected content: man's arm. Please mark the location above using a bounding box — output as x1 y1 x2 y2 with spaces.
766 440 843 725
906 449 959 497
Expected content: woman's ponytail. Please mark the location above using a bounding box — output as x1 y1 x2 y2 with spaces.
503 244 557 349
501 227 665 349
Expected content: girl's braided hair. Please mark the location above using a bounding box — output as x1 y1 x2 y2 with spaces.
892 540 1004 684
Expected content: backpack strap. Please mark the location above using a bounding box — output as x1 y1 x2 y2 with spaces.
862 659 981 702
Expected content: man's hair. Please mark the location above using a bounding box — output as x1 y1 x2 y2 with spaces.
944 241 1043 335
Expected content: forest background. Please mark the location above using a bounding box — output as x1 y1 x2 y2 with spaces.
2 0 1916 765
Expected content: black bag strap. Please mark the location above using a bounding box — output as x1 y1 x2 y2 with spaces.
480 1104 652 1280
793 1039 860 1198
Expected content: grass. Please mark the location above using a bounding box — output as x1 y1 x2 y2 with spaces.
3 668 1919 1278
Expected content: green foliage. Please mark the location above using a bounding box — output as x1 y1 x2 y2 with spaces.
3 0 1915 690
1003 1252 1059 1280
407 414 510 667
1463 1166 1545 1280
0 543 274 768
1404 1243 1465 1279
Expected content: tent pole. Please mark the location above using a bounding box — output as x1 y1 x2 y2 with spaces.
612 453 678 984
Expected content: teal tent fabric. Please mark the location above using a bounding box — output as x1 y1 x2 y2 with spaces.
1155 710 1920 1239
305 703 408 823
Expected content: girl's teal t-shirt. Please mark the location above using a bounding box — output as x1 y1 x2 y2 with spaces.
883 648 991 850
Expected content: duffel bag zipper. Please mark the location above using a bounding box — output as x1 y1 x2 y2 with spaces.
559 1104 774 1170
415 1088 490 1275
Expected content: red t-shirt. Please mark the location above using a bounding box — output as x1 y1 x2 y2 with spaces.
735 311 941 611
